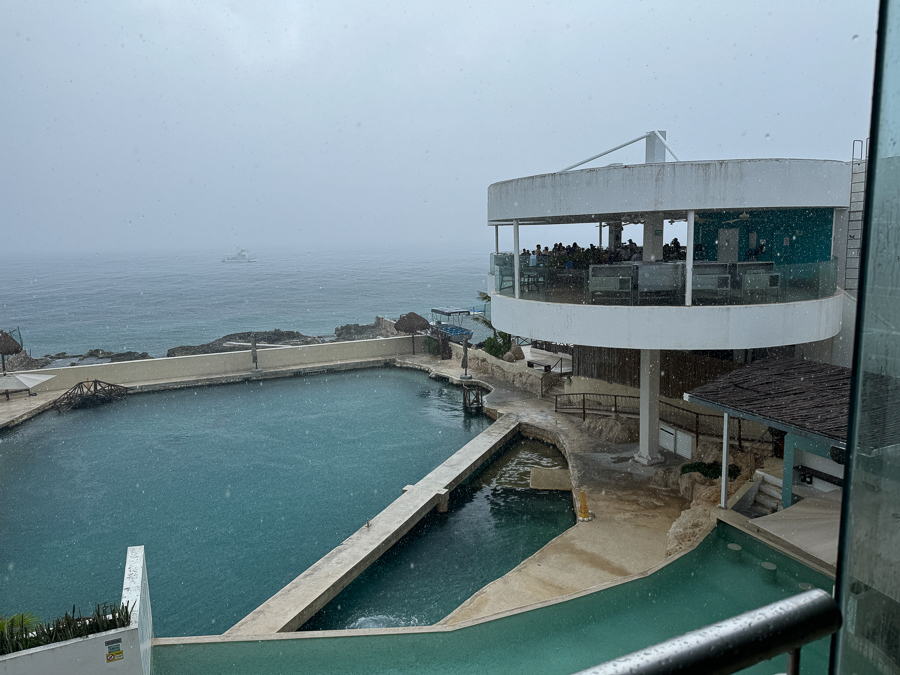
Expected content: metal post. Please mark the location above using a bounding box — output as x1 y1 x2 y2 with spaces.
582 394 586 421
721 412 730 508
686 209 695 306
513 219 521 299
787 648 801 675
494 224 499 254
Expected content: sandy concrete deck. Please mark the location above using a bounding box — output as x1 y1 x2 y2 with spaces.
0 391 59 431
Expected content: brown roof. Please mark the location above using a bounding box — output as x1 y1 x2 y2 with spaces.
0 330 22 355
685 357 850 444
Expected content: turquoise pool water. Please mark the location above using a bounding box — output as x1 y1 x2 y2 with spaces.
0 368 495 636
153 525 833 675
302 438 575 630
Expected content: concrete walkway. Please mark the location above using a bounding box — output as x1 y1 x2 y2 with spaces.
395 354 689 626
0 391 59 431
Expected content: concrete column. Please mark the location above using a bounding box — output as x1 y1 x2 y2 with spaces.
686 210 695 306
610 221 623 252
645 130 667 163
720 413 730 508
781 441 795 510
513 219 520 299
634 349 662 465
643 214 664 262
494 224 499 254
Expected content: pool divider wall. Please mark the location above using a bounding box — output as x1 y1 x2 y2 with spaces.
0 546 152 675
225 413 523 636
14 336 426 395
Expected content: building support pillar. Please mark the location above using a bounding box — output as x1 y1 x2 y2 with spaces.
720 412 730 508
686 210 695 306
494 224 499 254
643 214 664 262
513 219 520 299
634 349 662 465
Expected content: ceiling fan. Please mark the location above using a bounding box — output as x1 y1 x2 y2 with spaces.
722 211 753 224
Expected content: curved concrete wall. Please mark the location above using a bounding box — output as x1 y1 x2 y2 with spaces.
488 159 850 223
491 292 843 350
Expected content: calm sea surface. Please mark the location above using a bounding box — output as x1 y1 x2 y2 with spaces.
2 246 489 357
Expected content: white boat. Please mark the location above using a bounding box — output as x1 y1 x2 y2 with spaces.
222 249 257 263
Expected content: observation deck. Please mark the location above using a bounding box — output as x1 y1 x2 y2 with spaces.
488 255 842 350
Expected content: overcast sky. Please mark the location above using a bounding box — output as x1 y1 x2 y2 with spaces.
0 1 880 255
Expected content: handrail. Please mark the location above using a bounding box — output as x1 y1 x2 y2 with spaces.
571 589 840 675
554 393 758 444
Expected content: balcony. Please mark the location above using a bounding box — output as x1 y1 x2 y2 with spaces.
490 253 838 307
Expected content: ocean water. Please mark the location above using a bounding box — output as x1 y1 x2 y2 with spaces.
1 246 490 358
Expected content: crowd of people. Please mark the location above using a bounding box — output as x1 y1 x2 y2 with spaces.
518 238 685 268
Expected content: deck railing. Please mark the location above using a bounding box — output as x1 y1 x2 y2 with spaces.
555 393 761 446
490 253 838 308
571 589 840 675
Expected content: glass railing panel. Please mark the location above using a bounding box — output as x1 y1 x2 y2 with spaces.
489 255 839 307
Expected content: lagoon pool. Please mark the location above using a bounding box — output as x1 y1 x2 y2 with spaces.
0 368 507 636
154 524 833 675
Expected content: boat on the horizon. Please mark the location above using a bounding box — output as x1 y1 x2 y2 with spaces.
222 249 257 263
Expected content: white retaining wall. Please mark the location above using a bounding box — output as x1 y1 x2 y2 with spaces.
21 336 422 393
0 547 152 675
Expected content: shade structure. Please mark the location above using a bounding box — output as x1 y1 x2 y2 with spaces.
0 331 21 355
0 372 56 391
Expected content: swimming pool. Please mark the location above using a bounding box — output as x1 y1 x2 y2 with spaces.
0 368 498 636
153 524 833 674
302 438 575 630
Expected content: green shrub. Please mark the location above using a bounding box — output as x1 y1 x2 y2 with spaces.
1 602 131 656
423 336 440 355
681 461 741 481
483 331 512 359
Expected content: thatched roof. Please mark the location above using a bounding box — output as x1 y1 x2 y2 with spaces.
394 312 430 334
685 357 850 446
0 330 22 356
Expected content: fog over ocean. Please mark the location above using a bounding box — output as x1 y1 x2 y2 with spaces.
2 246 490 358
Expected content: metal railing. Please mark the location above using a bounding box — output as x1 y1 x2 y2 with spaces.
555 393 762 447
571 589 840 675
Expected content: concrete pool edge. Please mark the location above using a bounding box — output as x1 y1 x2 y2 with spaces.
151 521 717 646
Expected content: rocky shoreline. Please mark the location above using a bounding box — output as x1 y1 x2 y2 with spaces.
7 317 402 371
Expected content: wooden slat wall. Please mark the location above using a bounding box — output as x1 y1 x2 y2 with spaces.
572 347 739 399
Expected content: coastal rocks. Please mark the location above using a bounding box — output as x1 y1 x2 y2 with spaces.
502 352 516 362
582 415 640 444
83 349 153 363
5 350 51 371
334 318 398 341
167 329 320 357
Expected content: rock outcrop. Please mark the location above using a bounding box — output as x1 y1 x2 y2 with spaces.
167 329 320 357
582 415 640 443
333 317 398 341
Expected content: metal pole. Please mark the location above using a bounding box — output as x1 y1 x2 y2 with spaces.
652 130 681 161
787 648 801 675
686 209 695 306
583 394 586 421
721 412 730 508
494 224 499 254
513 219 521 299
557 133 650 172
